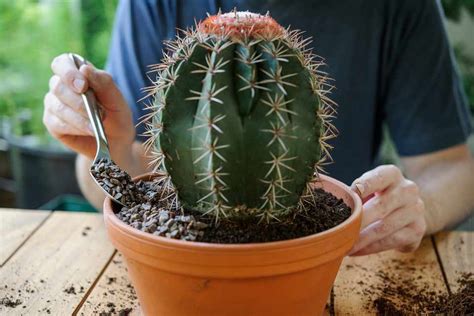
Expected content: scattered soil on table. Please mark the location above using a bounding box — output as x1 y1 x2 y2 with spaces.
118 308 133 315
341 259 474 315
373 297 399 315
372 271 473 315
82 226 91 237
0 296 22 308
64 285 77 295
98 302 133 316
106 277 116 285
98 306 133 316
110 176 352 243
85 254 138 316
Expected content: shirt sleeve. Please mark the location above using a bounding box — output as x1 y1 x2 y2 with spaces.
105 0 177 139
381 0 472 156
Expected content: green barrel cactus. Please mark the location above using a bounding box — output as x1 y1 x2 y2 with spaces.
142 11 336 221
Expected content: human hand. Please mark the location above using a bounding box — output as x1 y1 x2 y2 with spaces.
348 165 427 256
43 53 135 161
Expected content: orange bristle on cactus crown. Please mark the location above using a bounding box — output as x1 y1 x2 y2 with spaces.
199 11 284 40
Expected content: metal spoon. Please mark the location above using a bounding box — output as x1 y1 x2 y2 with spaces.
68 53 128 207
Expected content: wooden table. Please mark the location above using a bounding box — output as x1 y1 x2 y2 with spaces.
0 209 472 315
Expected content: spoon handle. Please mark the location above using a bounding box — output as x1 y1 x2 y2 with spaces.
68 53 110 158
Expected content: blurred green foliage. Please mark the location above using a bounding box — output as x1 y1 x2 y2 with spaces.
454 44 474 112
0 0 117 146
80 0 119 68
442 0 474 21
442 0 474 114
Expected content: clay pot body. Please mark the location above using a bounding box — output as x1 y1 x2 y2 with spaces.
104 174 362 316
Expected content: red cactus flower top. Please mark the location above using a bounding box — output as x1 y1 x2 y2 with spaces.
200 11 284 40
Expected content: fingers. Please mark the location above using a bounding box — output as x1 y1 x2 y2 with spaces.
397 220 426 252
46 53 135 155
42 95 97 159
80 65 126 112
48 75 88 119
349 202 423 255
49 55 126 121
44 93 93 137
349 165 426 256
51 53 88 93
351 165 403 199
349 227 413 256
43 111 82 138
350 219 426 256
361 180 419 228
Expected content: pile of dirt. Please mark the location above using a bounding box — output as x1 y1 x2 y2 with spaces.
198 188 352 243
0 296 22 308
373 272 473 315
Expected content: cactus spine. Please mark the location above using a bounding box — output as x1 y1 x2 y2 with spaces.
143 11 336 221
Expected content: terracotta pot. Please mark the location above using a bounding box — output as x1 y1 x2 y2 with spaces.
104 173 362 316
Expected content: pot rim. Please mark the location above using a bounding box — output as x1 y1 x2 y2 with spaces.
104 173 362 252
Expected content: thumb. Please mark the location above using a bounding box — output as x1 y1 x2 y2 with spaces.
80 64 126 112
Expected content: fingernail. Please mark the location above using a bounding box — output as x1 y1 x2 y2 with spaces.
87 122 94 134
354 182 365 196
73 78 85 92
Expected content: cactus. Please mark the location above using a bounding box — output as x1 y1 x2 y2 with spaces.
142 11 336 221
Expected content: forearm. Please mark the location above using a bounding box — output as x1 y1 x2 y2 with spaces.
75 141 149 210
409 157 474 234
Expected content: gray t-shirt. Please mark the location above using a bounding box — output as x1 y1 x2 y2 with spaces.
106 0 472 184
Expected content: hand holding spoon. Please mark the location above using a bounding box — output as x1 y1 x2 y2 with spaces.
68 53 138 207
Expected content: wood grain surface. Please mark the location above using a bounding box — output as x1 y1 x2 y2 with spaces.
0 209 471 315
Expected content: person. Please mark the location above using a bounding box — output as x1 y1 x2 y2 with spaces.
43 0 474 256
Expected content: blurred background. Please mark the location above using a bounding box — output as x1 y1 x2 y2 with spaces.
0 0 118 211
0 0 473 212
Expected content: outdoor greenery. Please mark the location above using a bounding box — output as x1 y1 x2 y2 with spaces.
0 0 117 147
442 0 474 21
0 0 472 148
442 0 474 113
454 44 474 112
